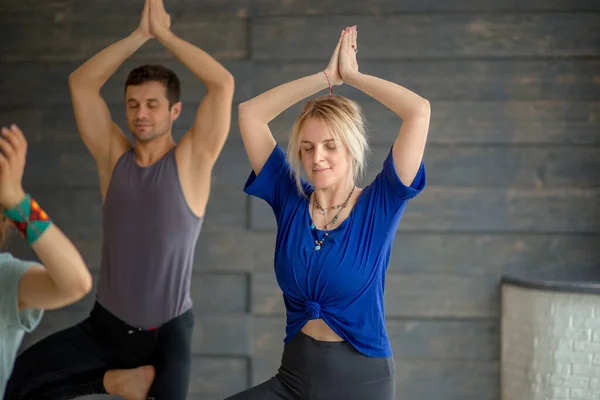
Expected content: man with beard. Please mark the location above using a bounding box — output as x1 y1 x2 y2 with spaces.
5 0 234 398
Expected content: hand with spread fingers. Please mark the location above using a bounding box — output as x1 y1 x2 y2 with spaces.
149 0 172 38
339 25 360 83
0 124 27 209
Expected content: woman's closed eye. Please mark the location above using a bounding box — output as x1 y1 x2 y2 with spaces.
302 143 336 152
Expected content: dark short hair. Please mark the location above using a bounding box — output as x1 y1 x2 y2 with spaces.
125 64 181 108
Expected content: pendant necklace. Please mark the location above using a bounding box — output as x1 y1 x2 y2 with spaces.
310 185 355 251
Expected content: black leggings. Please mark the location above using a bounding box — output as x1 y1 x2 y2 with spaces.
5 302 194 400
225 331 396 400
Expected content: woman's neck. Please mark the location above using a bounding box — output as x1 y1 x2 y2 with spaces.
312 179 356 209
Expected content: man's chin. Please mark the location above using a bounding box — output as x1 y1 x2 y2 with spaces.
132 132 155 143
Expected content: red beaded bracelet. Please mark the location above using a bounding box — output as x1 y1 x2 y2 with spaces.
322 70 333 95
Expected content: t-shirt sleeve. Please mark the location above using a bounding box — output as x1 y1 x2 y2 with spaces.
244 145 304 220
0 255 44 332
366 147 426 211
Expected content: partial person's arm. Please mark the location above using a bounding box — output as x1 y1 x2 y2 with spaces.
68 1 153 194
341 26 430 185
238 30 346 174
18 224 92 311
0 125 92 311
150 0 235 168
140 0 233 216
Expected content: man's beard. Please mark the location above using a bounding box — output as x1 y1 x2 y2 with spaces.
131 125 167 143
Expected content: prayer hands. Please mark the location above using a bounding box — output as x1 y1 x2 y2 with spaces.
149 0 172 38
323 30 344 86
136 0 152 39
339 25 359 83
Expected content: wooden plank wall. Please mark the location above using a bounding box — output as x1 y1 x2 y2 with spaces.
1 1 599 399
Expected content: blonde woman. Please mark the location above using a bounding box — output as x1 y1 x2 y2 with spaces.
229 25 430 399
0 125 155 400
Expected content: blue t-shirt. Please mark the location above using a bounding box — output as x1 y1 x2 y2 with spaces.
0 252 44 396
244 145 426 357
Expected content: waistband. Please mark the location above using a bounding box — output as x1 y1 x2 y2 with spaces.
281 331 395 383
91 301 193 334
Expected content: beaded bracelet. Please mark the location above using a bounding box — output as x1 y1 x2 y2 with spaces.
322 70 333 95
3 194 52 245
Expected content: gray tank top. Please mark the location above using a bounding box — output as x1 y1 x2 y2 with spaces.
96 147 203 329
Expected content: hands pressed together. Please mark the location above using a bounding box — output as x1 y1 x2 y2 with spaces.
136 0 172 39
324 25 360 87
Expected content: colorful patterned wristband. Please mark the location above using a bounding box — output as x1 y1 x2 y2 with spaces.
3 194 52 245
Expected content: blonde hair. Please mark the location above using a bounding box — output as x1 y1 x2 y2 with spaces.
286 95 369 196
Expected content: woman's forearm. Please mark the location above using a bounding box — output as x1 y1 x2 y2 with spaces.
345 72 430 120
239 71 331 123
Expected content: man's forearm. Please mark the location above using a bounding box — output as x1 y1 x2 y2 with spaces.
69 31 150 90
155 29 233 90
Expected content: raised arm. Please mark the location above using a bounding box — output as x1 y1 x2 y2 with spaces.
68 0 153 196
341 26 430 185
238 30 345 174
0 125 92 311
149 0 234 168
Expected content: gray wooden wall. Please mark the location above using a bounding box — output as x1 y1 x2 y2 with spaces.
2 1 599 399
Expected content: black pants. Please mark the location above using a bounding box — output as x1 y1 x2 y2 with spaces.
225 331 395 400
5 302 194 400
